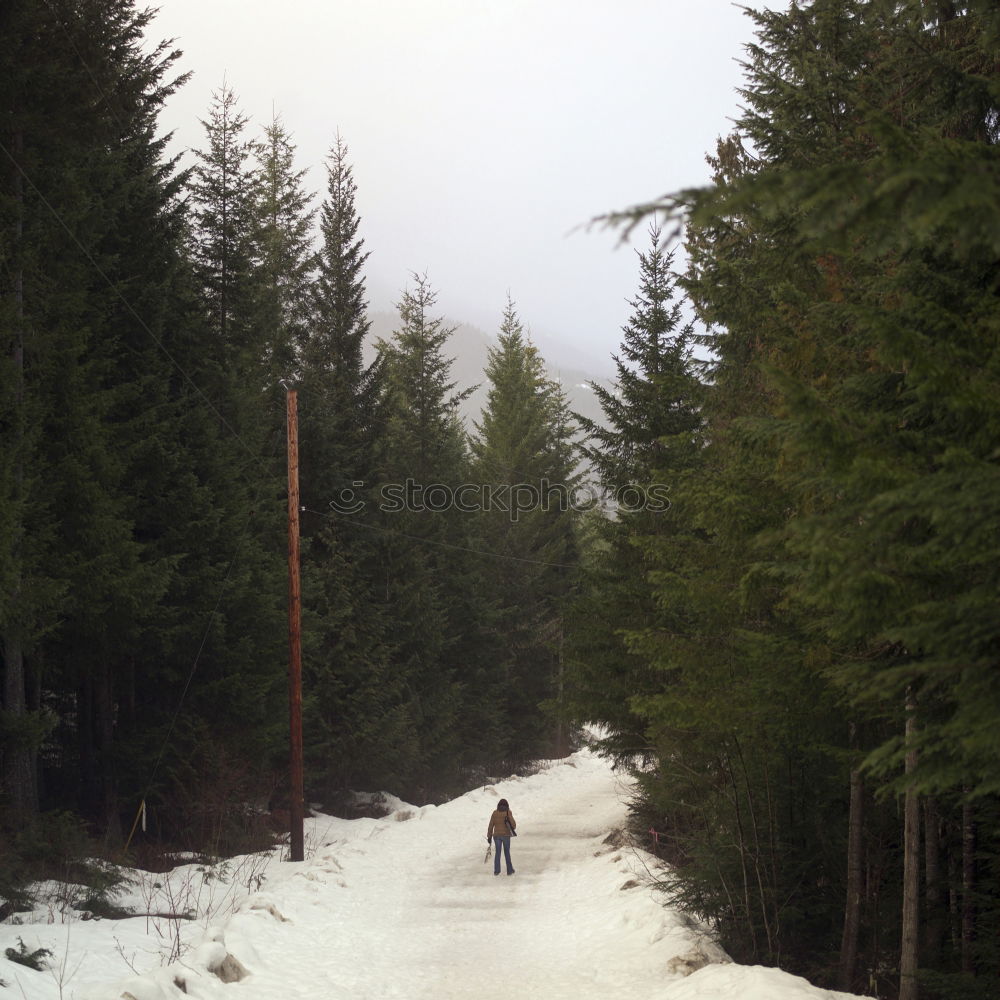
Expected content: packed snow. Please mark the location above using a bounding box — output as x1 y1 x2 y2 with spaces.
2 743 870 1000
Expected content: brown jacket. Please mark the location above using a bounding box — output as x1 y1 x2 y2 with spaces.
487 809 516 838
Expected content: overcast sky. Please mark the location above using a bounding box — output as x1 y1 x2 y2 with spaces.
147 1 779 376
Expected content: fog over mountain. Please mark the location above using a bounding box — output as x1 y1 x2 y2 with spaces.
365 310 614 438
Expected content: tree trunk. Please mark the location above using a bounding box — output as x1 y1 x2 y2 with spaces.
838 736 864 992
77 671 97 816
899 689 920 1000
961 796 975 974
1 124 38 825
2 635 37 824
922 797 944 968
95 655 122 846
553 623 570 758
723 748 758 958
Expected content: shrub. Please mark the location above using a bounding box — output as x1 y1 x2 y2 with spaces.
4 937 52 971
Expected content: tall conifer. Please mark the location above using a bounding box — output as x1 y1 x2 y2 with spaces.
0 0 289 843
577 222 698 488
568 223 701 764
300 133 383 509
294 134 406 797
189 82 255 368
375 274 480 794
603 0 1000 989
248 112 315 388
1 0 298 851
470 297 580 756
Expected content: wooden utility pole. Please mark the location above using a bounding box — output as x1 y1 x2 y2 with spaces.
284 384 304 862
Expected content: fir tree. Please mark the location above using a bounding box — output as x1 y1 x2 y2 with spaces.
300 133 384 510
293 133 406 799
183 87 289 822
379 272 472 484
248 112 315 388
375 273 479 794
470 297 580 756
0 0 196 834
1 1 288 847
577 222 699 489
567 222 702 765
189 82 255 368
605 0 1000 990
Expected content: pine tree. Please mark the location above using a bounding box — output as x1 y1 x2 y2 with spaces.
189 82 255 369
574 97 857 975
248 112 315 388
182 85 291 825
620 0 1000 989
577 222 699 488
380 273 472 485
567 222 701 764
469 297 580 756
635 5 901 976
292 133 407 799
1 1 289 848
299 133 383 511
375 273 480 794
0 0 197 833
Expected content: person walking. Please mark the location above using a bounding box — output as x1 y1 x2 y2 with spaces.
487 798 516 876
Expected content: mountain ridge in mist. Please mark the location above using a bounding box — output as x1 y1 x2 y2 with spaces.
365 309 613 435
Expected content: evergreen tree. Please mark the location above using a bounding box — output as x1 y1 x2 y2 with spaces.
248 112 315 388
1 1 287 849
469 297 580 757
614 4 916 980
731 0 1000 806
380 272 472 485
736 8 1000 989
189 82 255 370
0 0 196 834
293 133 405 798
300 133 383 510
567 222 702 765
375 273 481 795
595 0 1000 990
577 222 699 488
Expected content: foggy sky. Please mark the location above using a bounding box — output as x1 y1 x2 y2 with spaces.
147 1 778 376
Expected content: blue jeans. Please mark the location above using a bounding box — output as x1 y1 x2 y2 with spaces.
493 835 513 875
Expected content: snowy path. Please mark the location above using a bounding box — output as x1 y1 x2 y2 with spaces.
2 746 868 1000
220 754 700 1000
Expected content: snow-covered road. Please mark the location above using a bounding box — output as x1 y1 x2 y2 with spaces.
2 746 868 1000
236 752 710 999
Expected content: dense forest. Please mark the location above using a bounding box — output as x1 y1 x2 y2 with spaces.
2 2 998 1000
568 2 1000 998
0 0 579 849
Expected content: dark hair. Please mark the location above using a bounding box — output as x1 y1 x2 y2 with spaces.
497 798 509 811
